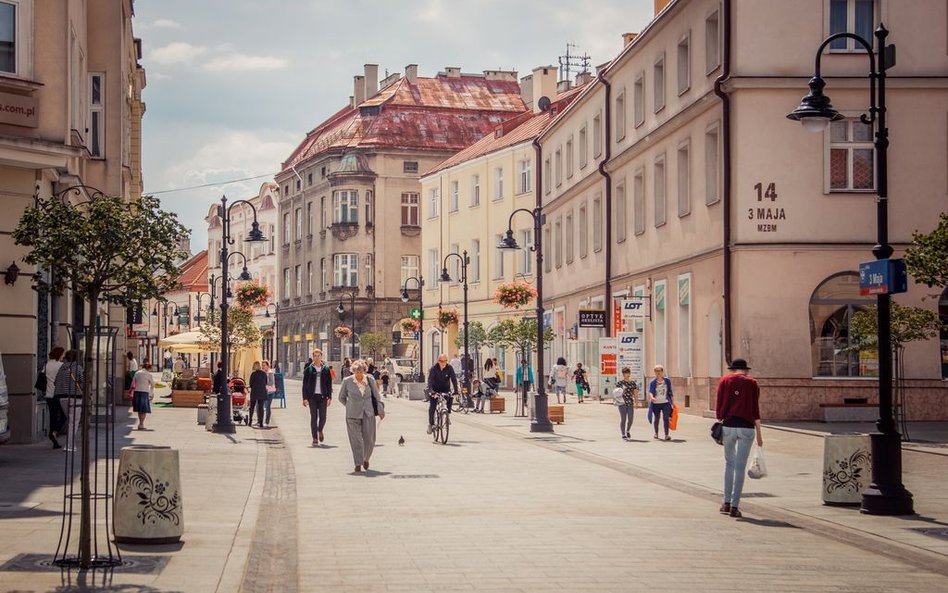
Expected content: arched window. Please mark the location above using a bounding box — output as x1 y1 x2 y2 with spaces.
809 272 875 377
939 288 948 379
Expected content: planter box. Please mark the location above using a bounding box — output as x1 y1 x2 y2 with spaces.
548 405 565 424
489 397 506 413
171 390 205 408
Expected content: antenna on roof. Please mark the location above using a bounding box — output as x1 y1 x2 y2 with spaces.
558 42 591 83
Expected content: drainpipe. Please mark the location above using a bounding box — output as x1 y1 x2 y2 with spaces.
597 70 613 337
713 0 733 365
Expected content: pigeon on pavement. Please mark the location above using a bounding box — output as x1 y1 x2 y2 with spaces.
398 435 405 446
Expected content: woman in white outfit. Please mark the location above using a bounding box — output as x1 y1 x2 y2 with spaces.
337 359 385 473
54 350 84 452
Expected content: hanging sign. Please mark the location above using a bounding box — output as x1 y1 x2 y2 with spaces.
579 309 607 328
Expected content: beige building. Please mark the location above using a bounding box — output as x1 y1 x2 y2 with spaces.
539 0 948 420
0 0 145 443
420 67 590 382
275 65 527 376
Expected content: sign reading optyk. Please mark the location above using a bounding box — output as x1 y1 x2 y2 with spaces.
578 309 606 328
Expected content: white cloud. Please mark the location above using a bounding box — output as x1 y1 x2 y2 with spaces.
148 42 207 66
202 54 288 73
153 18 183 29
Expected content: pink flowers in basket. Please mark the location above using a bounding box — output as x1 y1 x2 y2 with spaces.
438 309 459 328
400 318 420 332
235 282 270 310
333 325 353 339
494 282 537 309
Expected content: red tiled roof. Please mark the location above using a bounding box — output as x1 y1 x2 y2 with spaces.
281 74 527 172
423 82 592 176
175 250 208 292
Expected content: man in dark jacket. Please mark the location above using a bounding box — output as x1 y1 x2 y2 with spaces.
426 354 458 434
302 349 333 447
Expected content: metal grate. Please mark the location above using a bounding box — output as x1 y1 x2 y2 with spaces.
0 553 169 574
391 474 440 479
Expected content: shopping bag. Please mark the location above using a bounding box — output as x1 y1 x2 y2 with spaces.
747 446 768 479
669 404 679 431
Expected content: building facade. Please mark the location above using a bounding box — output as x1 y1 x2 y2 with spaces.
275 64 527 376
0 0 145 443
540 0 948 419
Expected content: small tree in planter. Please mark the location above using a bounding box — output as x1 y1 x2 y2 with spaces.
454 321 488 370
486 318 554 371
359 332 389 359
494 281 538 309
438 309 459 328
200 305 261 350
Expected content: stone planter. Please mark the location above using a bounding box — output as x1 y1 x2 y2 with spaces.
822 434 871 506
114 445 184 544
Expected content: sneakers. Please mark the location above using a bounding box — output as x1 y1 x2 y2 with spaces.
729 506 742 518
426 424 433 435
719 503 731 514
312 438 319 447
318 431 325 443
664 435 671 441
363 460 369 471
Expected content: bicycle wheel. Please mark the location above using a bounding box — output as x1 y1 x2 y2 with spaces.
432 406 442 443
440 409 450 444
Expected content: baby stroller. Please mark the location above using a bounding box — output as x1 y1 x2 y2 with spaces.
229 377 247 423
482 375 501 398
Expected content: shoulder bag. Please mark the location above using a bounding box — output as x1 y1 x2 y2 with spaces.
711 384 735 445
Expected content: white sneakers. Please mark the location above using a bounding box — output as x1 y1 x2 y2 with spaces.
426 424 433 435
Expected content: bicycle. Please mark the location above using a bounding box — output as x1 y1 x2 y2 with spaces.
453 388 475 414
430 392 452 444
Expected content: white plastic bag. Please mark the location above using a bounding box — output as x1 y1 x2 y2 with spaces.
747 446 768 479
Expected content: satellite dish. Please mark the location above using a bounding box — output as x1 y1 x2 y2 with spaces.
537 96 552 112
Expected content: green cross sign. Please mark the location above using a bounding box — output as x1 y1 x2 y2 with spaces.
410 308 422 320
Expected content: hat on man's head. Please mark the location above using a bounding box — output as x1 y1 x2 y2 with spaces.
727 358 751 371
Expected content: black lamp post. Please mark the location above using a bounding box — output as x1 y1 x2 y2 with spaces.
195 292 210 327
215 195 266 434
265 303 278 363
336 291 357 359
788 24 912 515
440 253 470 394
498 207 553 433
401 275 425 381
208 274 232 369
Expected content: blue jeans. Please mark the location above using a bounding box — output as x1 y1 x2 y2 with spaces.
264 394 274 424
722 427 756 507
652 402 672 436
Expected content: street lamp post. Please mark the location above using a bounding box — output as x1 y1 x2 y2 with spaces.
215 195 266 434
336 291 357 359
787 24 912 515
265 303 277 363
156 301 180 369
401 276 425 382
440 254 471 394
208 274 232 369
499 207 553 433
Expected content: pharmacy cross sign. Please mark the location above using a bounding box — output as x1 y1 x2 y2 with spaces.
410 308 423 320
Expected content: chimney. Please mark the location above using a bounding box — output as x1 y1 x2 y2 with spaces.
445 66 461 78
623 32 638 47
575 71 593 86
483 69 518 82
353 75 366 106
364 64 379 98
654 0 672 14
519 74 534 110
405 64 418 85
531 66 557 113
349 95 354 108
557 79 571 94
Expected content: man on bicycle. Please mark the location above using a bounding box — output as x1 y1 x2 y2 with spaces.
427 354 459 434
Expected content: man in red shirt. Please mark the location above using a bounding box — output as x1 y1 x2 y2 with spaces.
715 358 763 518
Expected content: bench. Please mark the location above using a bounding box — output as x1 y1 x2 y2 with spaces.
489 397 506 413
819 403 878 422
548 405 564 424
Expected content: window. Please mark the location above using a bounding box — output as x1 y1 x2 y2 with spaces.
565 212 574 264
705 10 720 72
829 0 875 51
283 185 289 197
493 234 505 279
654 55 666 113
616 181 627 242
333 190 359 223
578 202 588 258
428 249 439 289
566 136 574 179
543 226 552 272
320 197 326 229
307 262 313 294
518 159 531 193
268 225 275 253
450 180 459 211
306 202 313 235
677 141 691 217
320 258 326 292
554 148 563 186
593 111 602 157
518 229 533 274
616 89 627 139
400 255 419 285
0 2 17 73
282 268 290 299
592 194 603 252
579 125 588 168
654 280 667 367
678 274 691 377
295 207 303 240
89 73 104 158
705 125 720 205
633 73 645 127
365 191 373 225
449 243 460 283
401 192 419 226
810 272 875 376
307 172 313 186
333 254 359 287
403 161 419 174
654 156 666 227
470 239 481 282
677 32 691 95
282 213 290 245
633 169 645 235
365 253 374 286
632 285 646 332
494 167 504 200
295 265 302 297
829 119 874 191
428 187 440 218
554 217 562 268
470 175 480 207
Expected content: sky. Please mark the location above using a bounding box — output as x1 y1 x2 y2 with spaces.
135 0 656 252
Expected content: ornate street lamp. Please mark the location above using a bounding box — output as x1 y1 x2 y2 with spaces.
498 207 553 433
264 303 278 362
788 25 912 515
401 275 425 381
336 291 357 358
440 252 471 396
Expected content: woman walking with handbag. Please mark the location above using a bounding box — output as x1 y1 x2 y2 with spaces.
338 359 385 473
716 358 762 518
648 365 674 441
43 347 66 449
247 362 269 428
614 368 639 440
54 350 83 453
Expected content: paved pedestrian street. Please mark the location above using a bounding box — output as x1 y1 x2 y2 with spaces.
2 382 947 593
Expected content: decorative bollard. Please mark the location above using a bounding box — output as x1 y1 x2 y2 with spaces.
197 404 208 425
205 395 217 432
822 434 871 506
114 445 184 544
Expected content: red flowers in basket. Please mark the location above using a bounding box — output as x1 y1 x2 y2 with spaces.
400 318 420 332
235 282 270 310
494 282 537 309
333 325 353 339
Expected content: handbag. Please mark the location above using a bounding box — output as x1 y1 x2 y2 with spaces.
34 371 47 394
711 389 736 445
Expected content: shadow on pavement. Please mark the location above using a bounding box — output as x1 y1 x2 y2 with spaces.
736 517 799 529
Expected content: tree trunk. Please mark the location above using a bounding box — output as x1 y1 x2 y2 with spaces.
78 291 97 568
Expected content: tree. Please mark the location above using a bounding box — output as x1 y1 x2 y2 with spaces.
200 305 261 349
486 318 555 362
14 189 187 568
905 211 948 289
359 332 389 358
454 321 488 367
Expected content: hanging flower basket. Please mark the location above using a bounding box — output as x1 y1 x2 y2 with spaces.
400 318 420 333
494 281 537 309
334 325 353 339
235 281 270 309
438 309 459 328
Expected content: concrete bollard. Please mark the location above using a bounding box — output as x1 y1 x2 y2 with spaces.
114 445 184 544
822 433 871 506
